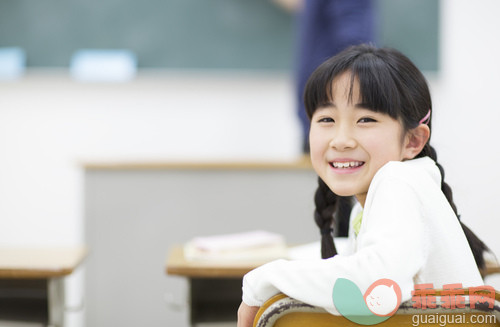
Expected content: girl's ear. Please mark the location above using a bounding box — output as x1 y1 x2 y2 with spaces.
403 124 430 160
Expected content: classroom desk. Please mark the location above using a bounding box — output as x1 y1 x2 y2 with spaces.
166 245 276 326
0 247 88 327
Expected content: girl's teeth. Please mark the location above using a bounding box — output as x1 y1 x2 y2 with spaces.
333 161 362 168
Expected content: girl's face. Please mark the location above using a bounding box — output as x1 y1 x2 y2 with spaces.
309 72 415 206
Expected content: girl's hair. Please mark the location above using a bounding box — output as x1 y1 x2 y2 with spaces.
305 44 489 270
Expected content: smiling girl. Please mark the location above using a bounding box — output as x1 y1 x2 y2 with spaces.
237 44 489 327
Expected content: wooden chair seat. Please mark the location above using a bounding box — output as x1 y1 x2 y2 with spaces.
254 289 500 327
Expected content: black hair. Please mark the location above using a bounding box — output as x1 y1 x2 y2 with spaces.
305 44 489 271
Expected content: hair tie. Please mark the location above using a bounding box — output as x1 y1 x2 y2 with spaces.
321 228 333 236
419 109 431 125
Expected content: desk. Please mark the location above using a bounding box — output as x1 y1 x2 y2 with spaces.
0 247 87 327
166 245 274 326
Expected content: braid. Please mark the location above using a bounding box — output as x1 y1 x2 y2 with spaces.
421 144 489 270
314 177 337 259
335 195 353 237
313 178 353 259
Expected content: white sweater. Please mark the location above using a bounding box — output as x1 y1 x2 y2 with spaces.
242 157 484 314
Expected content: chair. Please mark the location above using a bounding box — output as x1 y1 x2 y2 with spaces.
254 258 500 327
253 289 500 327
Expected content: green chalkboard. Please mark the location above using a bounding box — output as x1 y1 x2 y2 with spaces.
0 0 439 71
0 0 294 69
377 0 440 72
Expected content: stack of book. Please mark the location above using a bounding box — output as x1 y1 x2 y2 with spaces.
184 230 287 262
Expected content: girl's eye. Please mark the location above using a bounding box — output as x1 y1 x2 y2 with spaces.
317 117 334 123
358 117 377 123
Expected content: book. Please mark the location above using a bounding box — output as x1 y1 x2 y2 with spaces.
184 230 287 262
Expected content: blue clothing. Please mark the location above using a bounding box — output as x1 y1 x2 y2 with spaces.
296 0 375 151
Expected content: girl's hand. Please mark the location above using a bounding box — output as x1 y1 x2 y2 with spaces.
237 301 260 327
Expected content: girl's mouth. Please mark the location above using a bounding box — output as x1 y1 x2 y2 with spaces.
330 161 365 169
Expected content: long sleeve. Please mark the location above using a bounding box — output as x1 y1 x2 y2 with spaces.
242 173 428 314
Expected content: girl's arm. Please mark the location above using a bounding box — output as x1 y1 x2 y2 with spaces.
241 177 427 315
237 302 259 327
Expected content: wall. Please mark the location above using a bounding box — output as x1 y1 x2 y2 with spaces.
434 0 500 288
0 71 301 246
84 167 318 327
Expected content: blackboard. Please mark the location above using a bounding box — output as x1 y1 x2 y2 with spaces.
0 0 439 71
376 0 440 72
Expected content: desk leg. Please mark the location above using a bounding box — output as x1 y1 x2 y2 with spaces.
48 277 65 327
189 277 242 326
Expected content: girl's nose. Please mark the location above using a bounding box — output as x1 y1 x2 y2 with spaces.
329 127 356 151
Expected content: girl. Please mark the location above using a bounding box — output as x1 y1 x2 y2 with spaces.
237 44 489 326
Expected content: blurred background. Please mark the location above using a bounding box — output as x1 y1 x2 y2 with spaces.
0 0 499 326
